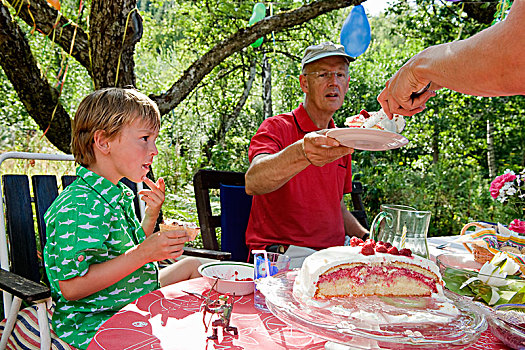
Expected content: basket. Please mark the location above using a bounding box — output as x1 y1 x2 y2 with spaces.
460 222 497 264
460 222 525 274
471 244 495 264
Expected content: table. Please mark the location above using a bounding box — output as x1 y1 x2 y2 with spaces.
88 238 509 350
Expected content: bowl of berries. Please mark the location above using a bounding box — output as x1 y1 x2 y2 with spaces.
198 261 254 296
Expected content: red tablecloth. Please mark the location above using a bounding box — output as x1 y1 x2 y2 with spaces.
87 277 508 350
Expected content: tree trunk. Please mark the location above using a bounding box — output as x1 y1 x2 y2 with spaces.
0 3 71 153
90 0 139 88
487 119 496 178
262 54 273 119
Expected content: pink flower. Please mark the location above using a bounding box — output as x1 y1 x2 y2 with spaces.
490 173 517 199
509 219 525 234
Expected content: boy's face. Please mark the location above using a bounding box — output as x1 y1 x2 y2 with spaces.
104 118 159 184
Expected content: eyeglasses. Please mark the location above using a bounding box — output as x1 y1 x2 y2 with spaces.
303 71 348 82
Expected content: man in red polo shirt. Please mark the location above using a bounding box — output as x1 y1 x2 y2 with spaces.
245 42 369 266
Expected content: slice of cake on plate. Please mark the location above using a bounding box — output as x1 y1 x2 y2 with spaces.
159 218 200 241
344 109 406 133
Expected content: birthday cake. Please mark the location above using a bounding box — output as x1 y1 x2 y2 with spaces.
293 239 443 300
344 109 406 133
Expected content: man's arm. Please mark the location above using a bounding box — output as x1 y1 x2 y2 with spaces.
341 199 368 239
378 0 525 117
245 132 352 195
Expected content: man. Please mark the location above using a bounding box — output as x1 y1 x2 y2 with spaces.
378 0 525 118
245 42 369 266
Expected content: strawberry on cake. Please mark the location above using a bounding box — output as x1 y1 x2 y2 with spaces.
344 109 384 129
293 239 443 300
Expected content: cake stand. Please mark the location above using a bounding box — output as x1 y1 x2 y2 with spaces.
257 270 487 349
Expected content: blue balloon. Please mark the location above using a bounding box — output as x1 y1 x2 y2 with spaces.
340 5 371 58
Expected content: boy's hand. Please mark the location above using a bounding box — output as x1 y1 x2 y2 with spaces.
140 177 165 219
139 228 189 262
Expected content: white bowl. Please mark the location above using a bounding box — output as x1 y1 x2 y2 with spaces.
198 261 254 296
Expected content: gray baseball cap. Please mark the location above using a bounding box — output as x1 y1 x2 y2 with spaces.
301 42 354 71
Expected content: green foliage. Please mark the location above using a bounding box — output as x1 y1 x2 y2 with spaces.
2 0 525 243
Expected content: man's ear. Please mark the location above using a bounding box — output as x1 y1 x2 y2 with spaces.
93 130 111 155
299 74 309 94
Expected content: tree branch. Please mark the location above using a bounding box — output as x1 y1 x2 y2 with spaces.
6 0 91 71
0 2 71 153
152 0 361 114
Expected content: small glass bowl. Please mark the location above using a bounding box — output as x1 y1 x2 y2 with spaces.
488 304 525 350
436 253 524 295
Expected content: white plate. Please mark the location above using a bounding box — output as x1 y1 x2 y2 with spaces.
326 128 409 151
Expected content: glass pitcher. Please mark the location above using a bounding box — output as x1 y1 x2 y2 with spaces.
370 204 431 258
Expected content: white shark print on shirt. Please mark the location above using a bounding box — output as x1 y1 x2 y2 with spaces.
109 287 125 295
59 219 75 226
78 222 97 230
77 236 101 243
80 213 100 219
59 232 75 239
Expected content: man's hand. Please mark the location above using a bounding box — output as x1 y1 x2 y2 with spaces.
377 56 438 118
302 131 353 167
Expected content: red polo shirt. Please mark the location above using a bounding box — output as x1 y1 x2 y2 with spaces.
245 104 353 253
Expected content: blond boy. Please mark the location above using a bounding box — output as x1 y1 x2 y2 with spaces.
44 88 200 349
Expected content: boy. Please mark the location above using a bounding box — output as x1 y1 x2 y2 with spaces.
43 88 201 349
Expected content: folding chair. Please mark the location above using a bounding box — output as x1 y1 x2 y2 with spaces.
0 152 146 350
0 152 76 350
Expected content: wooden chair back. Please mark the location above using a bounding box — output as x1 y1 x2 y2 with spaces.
193 169 369 261
1 174 141 290
193 169 250 261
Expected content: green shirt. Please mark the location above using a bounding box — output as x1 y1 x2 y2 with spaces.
44 166 159 349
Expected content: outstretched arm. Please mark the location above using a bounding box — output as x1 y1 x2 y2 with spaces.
378 0 525 117
58 227 189 300
245 132 352 195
